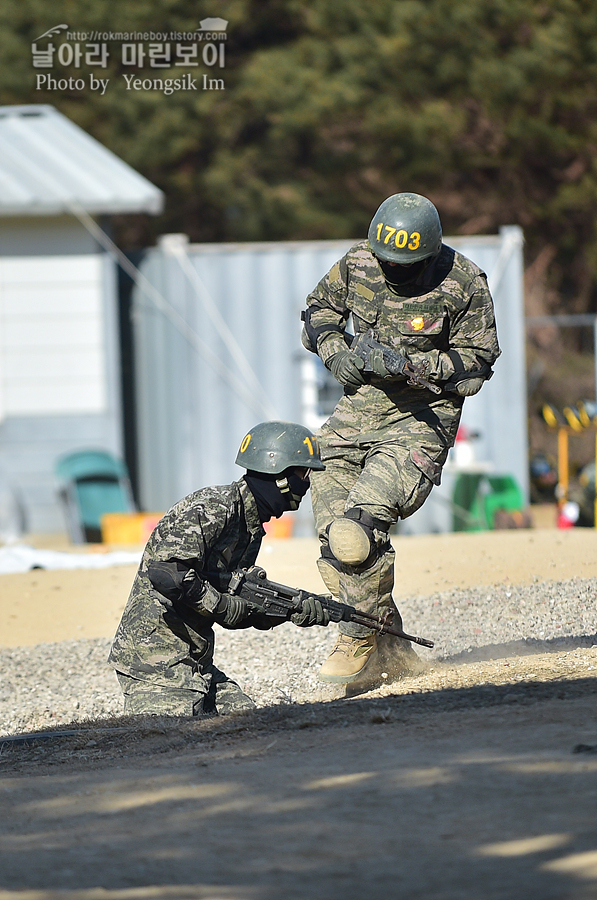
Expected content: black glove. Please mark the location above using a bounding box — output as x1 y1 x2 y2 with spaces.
453 376 485 396
326 350 366 387
367 345 393 377
290 596 331 628
444 363 491 397
147 561 219 615
214 594 252 628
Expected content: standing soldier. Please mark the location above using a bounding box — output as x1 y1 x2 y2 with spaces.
109 421 329 717
301 192 501 684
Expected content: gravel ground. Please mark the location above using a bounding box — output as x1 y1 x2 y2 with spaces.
1 576 597 738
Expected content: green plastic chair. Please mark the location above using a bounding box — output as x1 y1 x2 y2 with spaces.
55 450 136 543
452 473 486 531
483 475 525 529
452 473 525 531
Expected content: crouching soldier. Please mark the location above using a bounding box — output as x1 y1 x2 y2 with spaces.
108 421 328 717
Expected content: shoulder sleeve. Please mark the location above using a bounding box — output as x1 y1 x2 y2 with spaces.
447 271 501 372
143 487 232 571
302 251 353 363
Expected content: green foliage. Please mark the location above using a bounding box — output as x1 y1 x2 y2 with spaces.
1 0 597 308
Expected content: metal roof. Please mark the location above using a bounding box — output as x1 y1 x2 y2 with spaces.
0 104 164 216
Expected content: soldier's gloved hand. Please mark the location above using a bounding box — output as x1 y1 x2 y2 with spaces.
454 377 485 397
290 596 331 628
368 346 392 377
149 563 221 617
213 594 253 628
326 350 366 387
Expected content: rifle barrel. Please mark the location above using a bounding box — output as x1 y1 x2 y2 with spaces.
387 627 434 649
215 568 435 648
350 613 434 648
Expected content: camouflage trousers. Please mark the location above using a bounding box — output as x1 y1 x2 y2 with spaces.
310 433 448 638
115 665 256 717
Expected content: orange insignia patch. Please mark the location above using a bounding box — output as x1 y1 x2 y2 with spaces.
411 316 425 331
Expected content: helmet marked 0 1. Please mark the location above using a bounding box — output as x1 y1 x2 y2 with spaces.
235 421 325 474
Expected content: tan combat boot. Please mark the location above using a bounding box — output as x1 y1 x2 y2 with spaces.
318 633 378 683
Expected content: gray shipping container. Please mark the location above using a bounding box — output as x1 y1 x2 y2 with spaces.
132 228 526 534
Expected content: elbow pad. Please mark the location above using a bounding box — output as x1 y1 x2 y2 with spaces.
301 308 346 354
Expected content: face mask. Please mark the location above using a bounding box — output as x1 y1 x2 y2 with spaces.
244 469 310 522
379 258 427 286
277 471 311 511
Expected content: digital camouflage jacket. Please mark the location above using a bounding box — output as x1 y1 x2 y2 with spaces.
304 240 501 390
108 479 264 686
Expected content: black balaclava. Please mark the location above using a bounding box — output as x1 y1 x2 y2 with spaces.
379 258 427 287
244 469 310 523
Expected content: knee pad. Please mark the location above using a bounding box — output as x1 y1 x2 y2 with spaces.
317 556 341 597
328 518 372 566
327 507 390 569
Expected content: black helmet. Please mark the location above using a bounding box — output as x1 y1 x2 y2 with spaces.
368 192 442 264
235 421 325 474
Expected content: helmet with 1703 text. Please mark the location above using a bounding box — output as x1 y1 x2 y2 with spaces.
368 192 442 264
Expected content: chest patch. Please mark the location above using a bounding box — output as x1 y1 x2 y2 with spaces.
410 316 425 331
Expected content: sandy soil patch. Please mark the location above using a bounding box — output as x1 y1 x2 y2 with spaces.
1 525 596 899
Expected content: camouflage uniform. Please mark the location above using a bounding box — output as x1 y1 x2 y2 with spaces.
108 479 264 716
304 240 501 636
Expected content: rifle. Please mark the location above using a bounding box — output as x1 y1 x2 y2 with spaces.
207 566 434 649
351 329 442 395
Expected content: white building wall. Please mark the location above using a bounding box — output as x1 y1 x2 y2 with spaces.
0 244 123 534
0 255 107 415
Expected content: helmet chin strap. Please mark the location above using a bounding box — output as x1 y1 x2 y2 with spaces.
275 476 297 510
276 472 310 511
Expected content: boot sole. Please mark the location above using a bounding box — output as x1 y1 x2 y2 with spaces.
318 670 363 684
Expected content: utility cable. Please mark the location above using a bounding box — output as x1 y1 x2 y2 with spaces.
163 235 276 418
67 201 277 419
